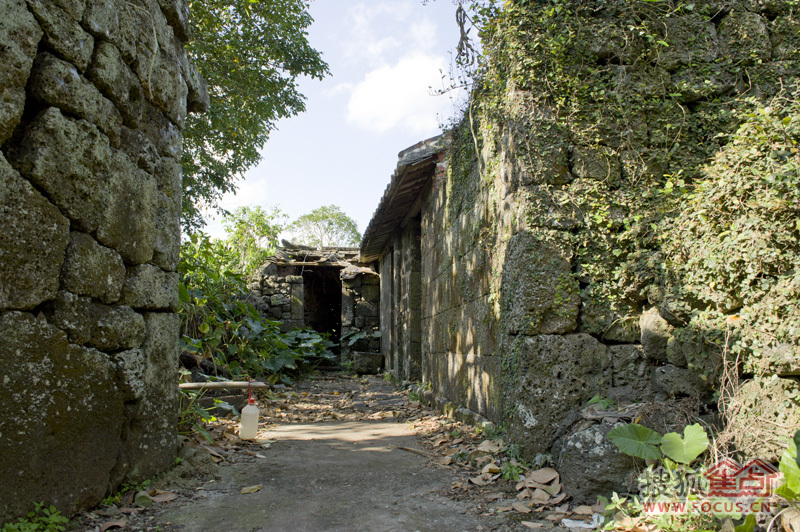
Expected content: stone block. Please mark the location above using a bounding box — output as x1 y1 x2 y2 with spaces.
49 291 145 350
60 231 125 304
157 0 191 41
119 126 159 173
509 334 611 454
141 102 182 158
571 145 621 183
82 0 139 63
96 150 158 265
609 345 653 401
354 316 364 328
290 285 303 320
0 154 69 310
120 264 178 311
362 274 380 285
29 52 122 144
361 285 380 302
656 13 718 71
155 156 182 203
113 312 179 485
0 87 26 147
0 311 125 521
356 299 379 318
725 375 800 462
26 0 94 71
353 351 384 375
9 107 111 232
640 307 674 362
555 423 637 504
501 230 579 335
652 364 712 400
270 293 289 306
86 41 145 127
0 0 41 144
579 289 641 343
718 10 771 65
286 275 303 284
151 191 180 270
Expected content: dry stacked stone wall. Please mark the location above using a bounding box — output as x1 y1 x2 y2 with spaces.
421 0 800 503
0 0 207 520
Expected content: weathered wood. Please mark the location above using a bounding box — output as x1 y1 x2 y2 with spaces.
179 382 271 390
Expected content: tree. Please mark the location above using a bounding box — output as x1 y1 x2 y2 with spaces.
221 205 286 275
286 205 362 249
182 1 330 231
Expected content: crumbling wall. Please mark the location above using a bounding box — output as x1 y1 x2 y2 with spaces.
252 263 305 331
422 0 800 502
0 0 206 520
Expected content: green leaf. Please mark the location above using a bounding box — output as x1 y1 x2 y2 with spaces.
734 513 756 532
607 423 662 460
780 437 800 494
793 429 800 470
198 322 210 334
660 423 709 464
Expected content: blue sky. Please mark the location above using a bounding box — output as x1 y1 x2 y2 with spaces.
203 0 469 240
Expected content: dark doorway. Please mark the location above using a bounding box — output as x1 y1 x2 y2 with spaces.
302 266 343 353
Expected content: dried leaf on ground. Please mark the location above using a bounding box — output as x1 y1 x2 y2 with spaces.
527 468 559 484
240 484 262 494
482 463 501 474
477 440 503 453
548 493 568 505
149 490 178 503
485 492 504 501
520 522 546 529
99 519 127 531
512 502 532 514
530 488 551 505
572 505 594 515
469 476 487 486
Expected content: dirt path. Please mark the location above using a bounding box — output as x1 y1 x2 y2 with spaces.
76 374 582 532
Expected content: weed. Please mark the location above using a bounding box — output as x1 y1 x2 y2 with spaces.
1 502 68 532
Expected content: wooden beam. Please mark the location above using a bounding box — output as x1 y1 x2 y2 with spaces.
179 381 271 391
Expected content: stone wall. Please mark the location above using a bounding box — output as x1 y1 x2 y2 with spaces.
0 0 206 520
252 263 305 331
341 267 381 361
412 0 800 502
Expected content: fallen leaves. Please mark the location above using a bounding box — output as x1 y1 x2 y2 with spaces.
240 484 262 494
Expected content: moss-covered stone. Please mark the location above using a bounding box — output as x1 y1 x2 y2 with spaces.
0 154 69 310
0 311 124 520
60 231 125 304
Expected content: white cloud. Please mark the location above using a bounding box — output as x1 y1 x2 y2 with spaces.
345 52 452 134
341 1 433 66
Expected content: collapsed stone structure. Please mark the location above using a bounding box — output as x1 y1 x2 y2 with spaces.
249 247 381 369
0 0 206 520
363 0 800 502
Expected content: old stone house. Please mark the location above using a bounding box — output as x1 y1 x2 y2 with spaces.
249 246 381 366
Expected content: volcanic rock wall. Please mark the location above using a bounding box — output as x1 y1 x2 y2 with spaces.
0 0 206 520
421 0 800 502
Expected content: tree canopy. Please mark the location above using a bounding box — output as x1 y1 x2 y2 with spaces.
221 205 286 275
286 205 362 249
182 0 329 231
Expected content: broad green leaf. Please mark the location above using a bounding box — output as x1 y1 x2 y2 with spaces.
734 514 756 532
780 438 800 494
794 429 800 469
607 424 662 460
660 424 709 464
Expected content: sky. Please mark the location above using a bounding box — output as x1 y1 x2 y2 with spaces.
202 0 470 240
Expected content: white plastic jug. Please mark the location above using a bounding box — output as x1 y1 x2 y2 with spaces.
239 397 259 440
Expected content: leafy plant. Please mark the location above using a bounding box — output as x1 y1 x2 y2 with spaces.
182 0 329 231
179 232 334 384
285 205 362 248
1 503 68 532
608 423 709 465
